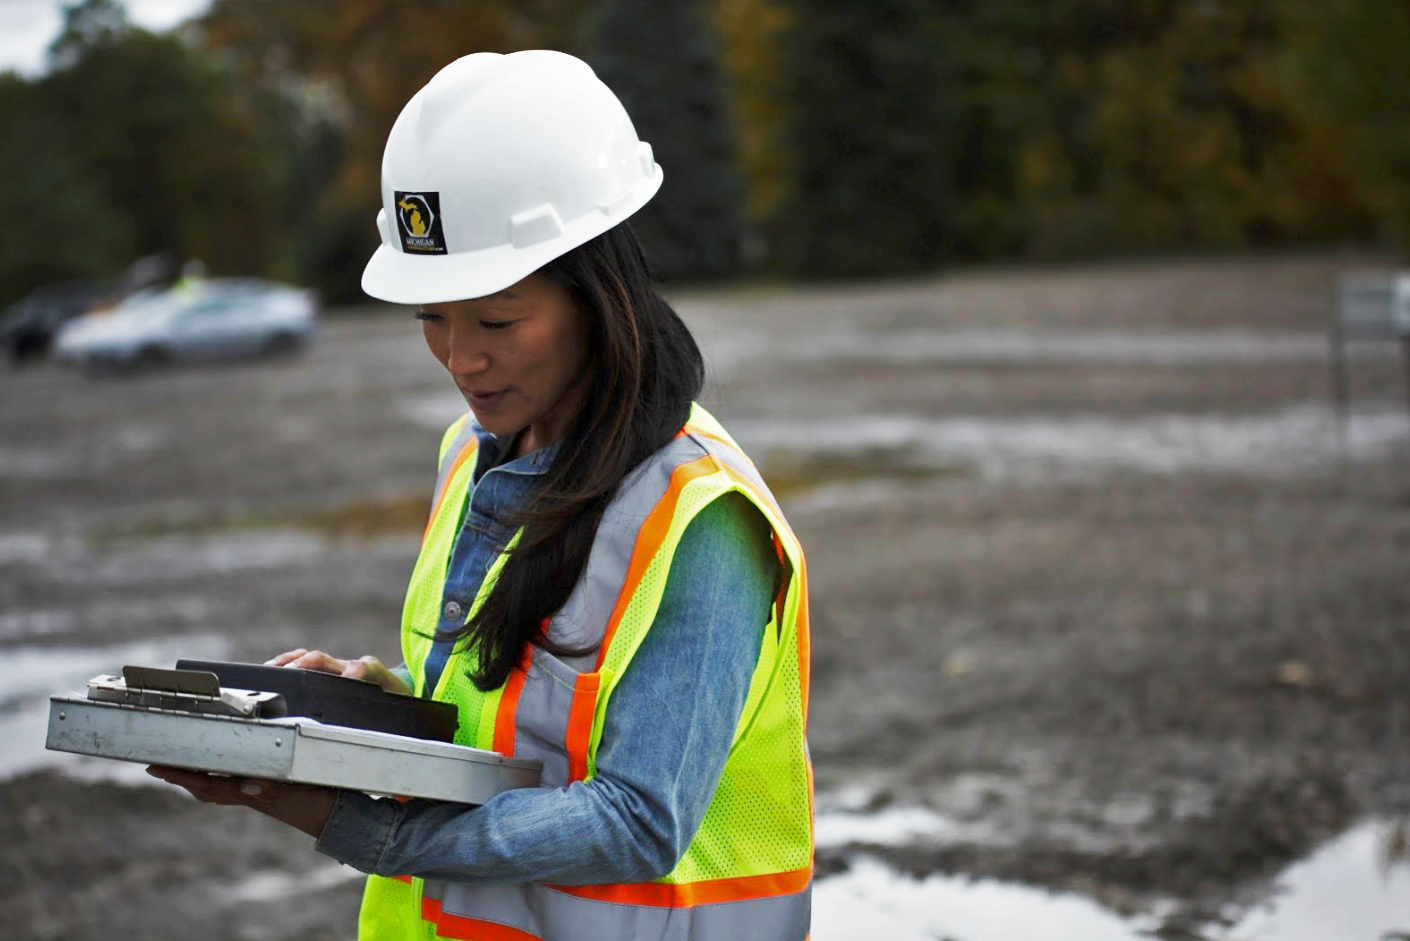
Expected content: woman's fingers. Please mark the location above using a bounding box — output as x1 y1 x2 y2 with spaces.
265 651 407 693
339 657 372 680
264 649 348 673
146 766 252 806
145 767 338 837
342 656 411 694
273 649 347 675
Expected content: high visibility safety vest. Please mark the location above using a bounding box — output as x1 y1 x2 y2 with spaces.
358 403 813 941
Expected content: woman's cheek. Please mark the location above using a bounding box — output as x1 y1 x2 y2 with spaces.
423 325 450 368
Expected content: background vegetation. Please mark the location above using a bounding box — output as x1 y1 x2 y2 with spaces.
1 0 1405 308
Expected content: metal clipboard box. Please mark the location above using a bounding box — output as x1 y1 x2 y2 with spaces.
46 667 541 804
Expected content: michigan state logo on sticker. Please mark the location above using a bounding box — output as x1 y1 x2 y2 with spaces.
394 191 447 255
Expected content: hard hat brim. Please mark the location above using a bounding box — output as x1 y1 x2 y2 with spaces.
362 171 662 306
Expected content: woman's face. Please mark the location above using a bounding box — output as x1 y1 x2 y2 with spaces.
416 273 591 456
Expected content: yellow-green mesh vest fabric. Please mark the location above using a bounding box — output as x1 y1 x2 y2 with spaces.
359 404 812 941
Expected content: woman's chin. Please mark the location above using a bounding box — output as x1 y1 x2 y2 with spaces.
468 409 519 439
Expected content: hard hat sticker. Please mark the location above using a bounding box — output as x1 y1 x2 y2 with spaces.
394 191 448 255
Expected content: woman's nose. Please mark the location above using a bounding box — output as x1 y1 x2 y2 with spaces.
445 326 490 375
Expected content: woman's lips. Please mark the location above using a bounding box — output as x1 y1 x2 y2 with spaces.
466 389 507 409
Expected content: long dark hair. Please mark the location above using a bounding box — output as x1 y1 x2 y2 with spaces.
437 221 706 691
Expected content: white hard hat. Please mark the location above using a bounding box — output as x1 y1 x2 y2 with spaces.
361 50 663 305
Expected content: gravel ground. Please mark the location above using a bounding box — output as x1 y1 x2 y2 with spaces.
1 252 1408 940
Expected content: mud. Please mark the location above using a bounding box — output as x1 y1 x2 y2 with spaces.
2 253 1409 940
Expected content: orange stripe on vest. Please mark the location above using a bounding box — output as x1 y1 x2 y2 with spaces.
423 437 480 542
565 671 601 782
548 863 811 908
594 455 721 670
493 646 534 757
422 895 543 941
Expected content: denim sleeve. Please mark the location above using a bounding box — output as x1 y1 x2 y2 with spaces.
315 492 778 884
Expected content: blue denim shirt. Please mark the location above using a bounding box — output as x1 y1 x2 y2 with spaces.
421 428 558 696
315 424 778 884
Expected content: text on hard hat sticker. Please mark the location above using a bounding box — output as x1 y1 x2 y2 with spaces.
394 192 448 255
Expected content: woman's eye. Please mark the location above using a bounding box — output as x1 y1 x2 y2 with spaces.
413 310 441 323
480 320 514 330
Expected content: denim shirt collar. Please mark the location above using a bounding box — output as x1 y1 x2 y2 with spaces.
470 419 562 483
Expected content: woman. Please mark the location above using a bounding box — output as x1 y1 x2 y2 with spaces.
149 50 812 941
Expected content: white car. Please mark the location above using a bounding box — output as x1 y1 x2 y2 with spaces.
54 279 319 370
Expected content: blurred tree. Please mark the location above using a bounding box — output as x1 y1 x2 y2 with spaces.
588 0 748 280
930 0 1373 262
1020 0 1370 256
712 0 792 252
1281 0 1410 251
0 0 309 307
200 0 596 301
39 0 302 276
49 0 129 67
0 73 128 308
772 0 961 277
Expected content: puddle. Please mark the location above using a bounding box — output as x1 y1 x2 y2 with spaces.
816 805 997 849
737 404 1407 486
800 328 1400 367
220 864 363 904
0 531 54 565
1215 819 1410 941
0 447 71 479
0 609 79 642
94 497 429 543
813 855 1154 941
810 802 1410 941
810 799 1151 940
708 327 1400 371
0 597 220 644
0 633 229 784
85 530 330 583
0 425 167 481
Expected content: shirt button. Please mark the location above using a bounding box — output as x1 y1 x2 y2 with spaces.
443 601 463 621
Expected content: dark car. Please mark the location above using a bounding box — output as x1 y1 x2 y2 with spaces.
1 280 116 364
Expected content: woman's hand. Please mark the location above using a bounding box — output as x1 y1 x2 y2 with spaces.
265 649 410 696
145 766 338 838
147 649 406 839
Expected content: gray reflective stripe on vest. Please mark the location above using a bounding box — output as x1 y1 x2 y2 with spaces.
508 433 714 783
543 432 716 669
683 430 789 527
430 415 478 518
505 648 581 786
424 879 811 941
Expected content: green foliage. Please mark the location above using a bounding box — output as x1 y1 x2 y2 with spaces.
0 0 311 306
43 2 300 274
3 0 1403 305
764 0 1379 274
989 0 1373 257
0 73 128 307
771 0 961 277
1281 0 1410 250
712 0 792 231
589 0 747 280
